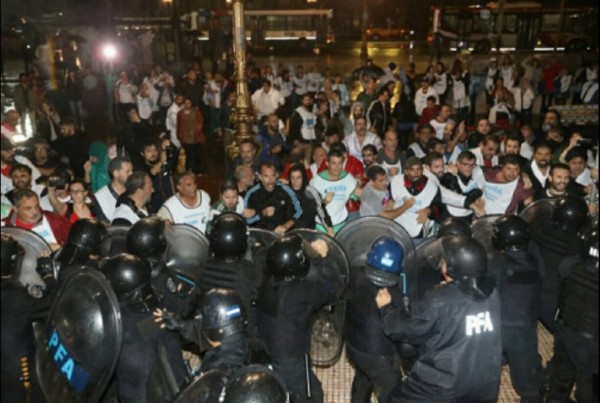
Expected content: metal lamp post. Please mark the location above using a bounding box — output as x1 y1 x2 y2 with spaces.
226 0 255 160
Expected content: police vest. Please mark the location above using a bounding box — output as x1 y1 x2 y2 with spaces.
483 178 519 215
162 191 211 234
294 107 316 141
95 185 119 221
310 172 357 226
391 175 438 237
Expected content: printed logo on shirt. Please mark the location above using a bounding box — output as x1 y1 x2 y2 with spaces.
465 311 494 336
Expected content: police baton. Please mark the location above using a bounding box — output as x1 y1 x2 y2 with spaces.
304 353 312 399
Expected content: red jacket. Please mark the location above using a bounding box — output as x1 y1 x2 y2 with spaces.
3 210 71 245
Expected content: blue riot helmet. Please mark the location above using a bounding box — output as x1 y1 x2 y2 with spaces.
365 237 405 288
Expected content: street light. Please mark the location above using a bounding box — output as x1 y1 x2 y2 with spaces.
226 0 255 160
360 0 368 58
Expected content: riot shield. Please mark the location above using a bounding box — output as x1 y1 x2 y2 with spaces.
35 269 122 403
335 217 416 299
414 237 445 300
289 228 349 366
470 215 503 260
100 226 130 258
1 227 50 288
147 368 227 403
520 198 557 225
246 228 280 262
164 224 210 282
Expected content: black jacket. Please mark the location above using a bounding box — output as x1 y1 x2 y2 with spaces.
382 282 502 402
244 182 302 230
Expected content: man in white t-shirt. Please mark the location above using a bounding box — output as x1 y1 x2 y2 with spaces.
251 80 285 120
429 104 451 140
157 171 211 234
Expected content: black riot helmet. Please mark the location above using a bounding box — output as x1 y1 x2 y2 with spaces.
438 217 472 238
266 234 311 282
127 217 167 259
552 195 589 232
223 365 288 403
1 234 25 278
55 218 108 265
209 213 248 261
199 288 247 342
442 236 494 300
101 253 157 312
492 215 530 251
582 229 599 270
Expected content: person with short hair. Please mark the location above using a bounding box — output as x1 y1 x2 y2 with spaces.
4 164 46 205
523 142 553 201
112 171 154 225
483 155 533 215
252 79 285 120
414 79 439 118
406 124 433 160
208 180 245 232
376 129 405 178
472 134 500 168
535 163 571 200
343 116 382 163
94 157 133 222
3 189 70 248
244 163 302 235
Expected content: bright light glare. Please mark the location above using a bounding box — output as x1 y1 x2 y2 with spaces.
102 44 117 60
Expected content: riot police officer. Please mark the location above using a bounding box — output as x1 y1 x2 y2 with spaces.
489 216 544 403
223 365 289 403
128 217 198 317
199 213 264 331
531 195 589 332
437 216 472 238
1 234 57 403
546 228 599 402
51 218 108 280
376 236 502 402
256 234 343 403
102 253 187 403
344 237 405 403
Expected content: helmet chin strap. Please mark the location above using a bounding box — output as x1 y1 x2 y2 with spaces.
440 259 454 284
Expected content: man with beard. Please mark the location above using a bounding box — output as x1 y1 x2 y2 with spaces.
536 109 563 142
227 140 260 180
343 117 382 163
406 124 433 160
483 155 533 215
3 165 46 206
472 134 500 169
438 151 486 221
245 162 302 235
535 163 571 200
547 127 569 164
502 134 529 171
376 129 404 179
289 94 317 147
343 102 365 136
94 157 133 222
467 118 492 149
361 145 378 173
137 138 176 213
112 171 154 225
390 156 442 240
523 142 552 200
258 114 289 172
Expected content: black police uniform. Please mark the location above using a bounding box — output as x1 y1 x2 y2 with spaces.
116 302 187 403
381 283 502 402
344 266 403 403
489 247 544 402
531 223 582 333
546 256 599 402
256 260 341 403
198 258 264 332
1 279 57 403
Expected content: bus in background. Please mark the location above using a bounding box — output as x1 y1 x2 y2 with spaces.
430 2 597 54
192 9 334 52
